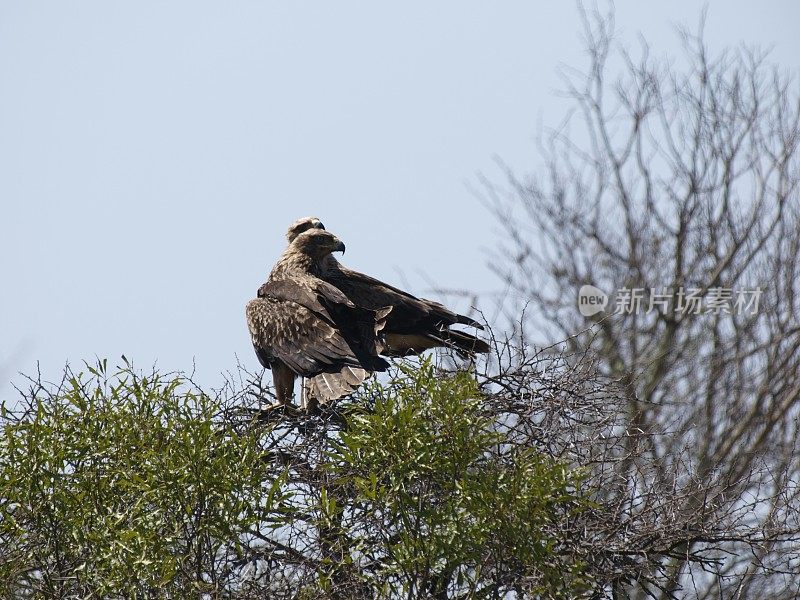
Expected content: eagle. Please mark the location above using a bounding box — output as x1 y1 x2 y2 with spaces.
246 228 391 408
285 216 489 356
284 217 489 403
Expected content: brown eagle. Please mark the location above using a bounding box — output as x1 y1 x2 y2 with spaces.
285 216 489 357
246 228 391 407
283 217 489 404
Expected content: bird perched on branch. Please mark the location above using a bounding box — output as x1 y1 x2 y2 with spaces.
283 217 489 404
246 228 391 408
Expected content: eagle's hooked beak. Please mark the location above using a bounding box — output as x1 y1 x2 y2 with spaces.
333 238 346 254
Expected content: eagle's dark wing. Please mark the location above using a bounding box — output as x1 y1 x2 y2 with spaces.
246 295 371 377
258 277 391 369
320 263 489 357
332 264 483 328
251 277 390 377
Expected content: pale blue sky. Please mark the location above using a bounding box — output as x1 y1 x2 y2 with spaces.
2 2 798 392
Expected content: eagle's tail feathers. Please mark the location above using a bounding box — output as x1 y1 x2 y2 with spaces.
304 367 371 405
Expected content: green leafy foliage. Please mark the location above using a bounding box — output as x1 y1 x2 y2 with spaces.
329 359 589 598
0 360 288 598
0 358 590 598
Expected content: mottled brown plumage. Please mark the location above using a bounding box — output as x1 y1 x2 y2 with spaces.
246 229 390 407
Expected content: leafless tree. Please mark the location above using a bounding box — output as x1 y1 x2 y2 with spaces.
484 5 800 598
